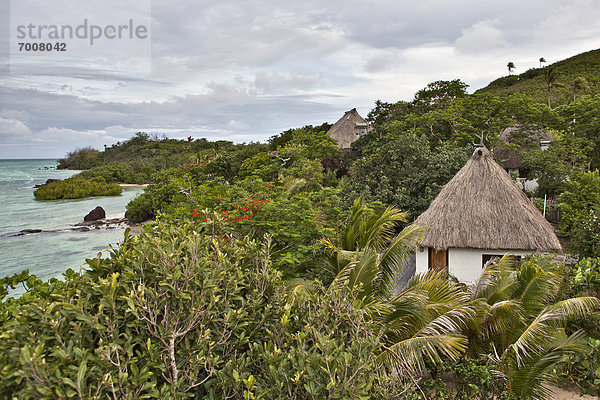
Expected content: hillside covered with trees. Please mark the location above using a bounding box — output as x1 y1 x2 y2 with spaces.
477 49 600 107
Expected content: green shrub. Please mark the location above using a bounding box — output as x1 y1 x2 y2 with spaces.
558 170 600 238
57 146 103 169
33 175 122 200
557 337 600 397
0 223 382 399
571 209 600 257
125 193 156 222
573 257 600 293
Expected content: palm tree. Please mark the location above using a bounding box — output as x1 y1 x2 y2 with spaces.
320 199 478 371
544 66 563 108
572 76 590 102
314 201 599 396
467 255 599 398
507 62 516 75
539 57 546 68
320 198 424 300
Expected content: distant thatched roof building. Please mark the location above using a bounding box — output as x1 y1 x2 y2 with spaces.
327 108 371 149
494 125 552 170
414 146 561 252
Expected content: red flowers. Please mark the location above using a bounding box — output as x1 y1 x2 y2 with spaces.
190 194 270 224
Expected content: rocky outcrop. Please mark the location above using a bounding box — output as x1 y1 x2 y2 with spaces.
84 206 106 221
1 217 134 239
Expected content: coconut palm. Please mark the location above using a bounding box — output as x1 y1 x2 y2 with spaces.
539 57 546 68
375 271 481 371
317 200 599 394
544 66 564 108
572 76 590 102
507 61 516 75
467 255 599 398
321 198 424 301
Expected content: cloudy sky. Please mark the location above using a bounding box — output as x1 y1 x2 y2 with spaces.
1 0 599 158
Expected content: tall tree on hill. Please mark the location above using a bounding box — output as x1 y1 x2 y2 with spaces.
544 66 563 108
539 57 546 68
507 61 516 75
571 76 590 102
412 79 469 113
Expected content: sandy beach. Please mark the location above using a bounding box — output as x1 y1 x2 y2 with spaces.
550 385 596 400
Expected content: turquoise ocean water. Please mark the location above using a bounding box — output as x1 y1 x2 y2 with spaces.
0 159 144 292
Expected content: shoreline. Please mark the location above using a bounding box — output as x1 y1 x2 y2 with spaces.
1 217 154 239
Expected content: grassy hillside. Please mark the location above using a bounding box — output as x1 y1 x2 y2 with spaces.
476 49 600 105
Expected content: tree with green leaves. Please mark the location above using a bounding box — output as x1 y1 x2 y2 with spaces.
412 79 469 113
539 57 546 68
558 171 600 257
0 223 388 399
341 132 471 218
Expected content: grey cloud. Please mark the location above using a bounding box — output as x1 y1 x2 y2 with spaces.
0 83 344 157
3 0 600 159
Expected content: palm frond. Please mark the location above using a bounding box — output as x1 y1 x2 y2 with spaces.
507 296 598 365
482 299 523 340
470 254 517 300
515 262 560 318
376 334 468 372
418 303 480 337
359 206 408 250
383 296 430 339
503 330 589 399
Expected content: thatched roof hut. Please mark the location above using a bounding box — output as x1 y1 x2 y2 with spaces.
327 108 370 149
494 125 552 170
414 146 561 252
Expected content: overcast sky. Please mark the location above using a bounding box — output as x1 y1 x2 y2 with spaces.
1 0 599 158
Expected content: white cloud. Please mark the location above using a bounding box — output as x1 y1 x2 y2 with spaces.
0 117 31 138
455 19 508 54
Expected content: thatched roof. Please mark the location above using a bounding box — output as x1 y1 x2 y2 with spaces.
413 147 561 251
494 125 553 170
327 108 370 149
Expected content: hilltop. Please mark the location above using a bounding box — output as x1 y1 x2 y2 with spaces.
476 49 600 105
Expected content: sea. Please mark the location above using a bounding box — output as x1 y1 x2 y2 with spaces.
0 159 144 295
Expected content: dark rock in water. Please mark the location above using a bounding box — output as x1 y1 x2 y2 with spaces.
20 229 43 235
1 229 43 238
84 206 106 221
34 178 61 188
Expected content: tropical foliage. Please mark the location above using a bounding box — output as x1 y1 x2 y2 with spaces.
15 48 600 398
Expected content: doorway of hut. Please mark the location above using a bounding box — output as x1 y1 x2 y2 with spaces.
428 248 448 273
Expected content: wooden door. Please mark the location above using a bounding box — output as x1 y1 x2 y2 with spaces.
428 248 448 273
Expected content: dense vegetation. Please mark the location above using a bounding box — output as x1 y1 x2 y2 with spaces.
1 211 598 399
8 49 600 398
33 176 122 200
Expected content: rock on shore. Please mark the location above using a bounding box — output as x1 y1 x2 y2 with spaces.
84 206 106 221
